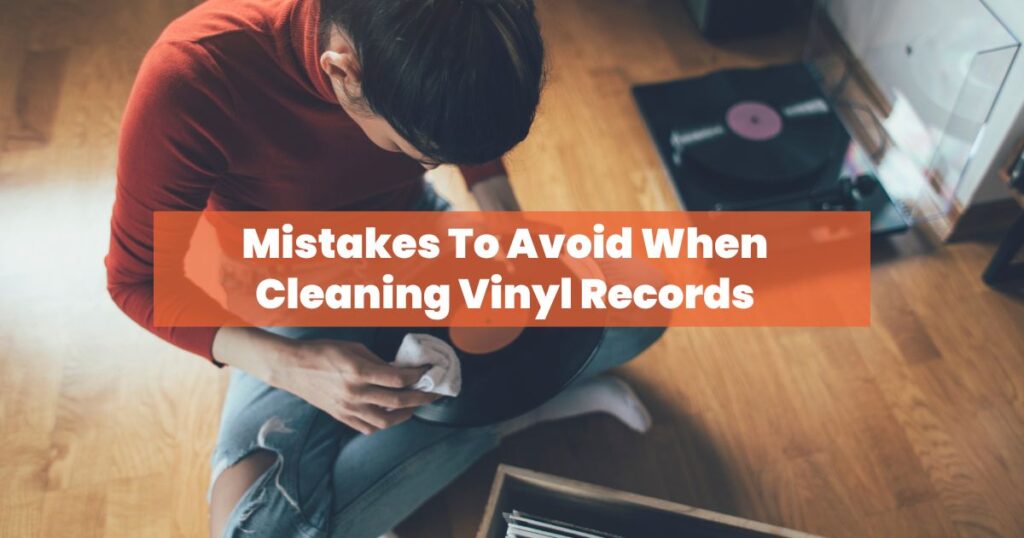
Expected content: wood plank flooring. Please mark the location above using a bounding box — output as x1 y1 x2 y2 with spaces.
2 1 1023 536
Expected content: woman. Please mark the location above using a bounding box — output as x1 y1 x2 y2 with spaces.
106 0 663 535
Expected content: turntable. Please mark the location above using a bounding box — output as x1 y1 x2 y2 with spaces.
633 62 910 235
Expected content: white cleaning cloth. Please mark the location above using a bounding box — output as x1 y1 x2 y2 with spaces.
393 333 462 397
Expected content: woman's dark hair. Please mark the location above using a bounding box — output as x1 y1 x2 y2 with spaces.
320 0 545 164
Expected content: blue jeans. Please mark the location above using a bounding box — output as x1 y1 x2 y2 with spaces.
211 183 665 537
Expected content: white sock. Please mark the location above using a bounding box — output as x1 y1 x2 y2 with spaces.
497 375 652 437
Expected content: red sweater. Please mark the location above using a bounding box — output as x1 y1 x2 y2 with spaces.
106 0 504 361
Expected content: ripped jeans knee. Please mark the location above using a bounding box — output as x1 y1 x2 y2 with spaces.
210 368 351 537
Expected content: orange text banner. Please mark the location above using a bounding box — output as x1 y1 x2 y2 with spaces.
153 211 871 328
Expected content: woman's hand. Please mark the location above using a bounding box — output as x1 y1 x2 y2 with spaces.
212 327 439 434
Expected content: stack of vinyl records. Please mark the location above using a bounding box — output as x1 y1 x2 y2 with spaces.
502 511 621 538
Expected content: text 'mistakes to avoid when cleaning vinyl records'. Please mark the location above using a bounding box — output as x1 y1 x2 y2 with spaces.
153 211 871 328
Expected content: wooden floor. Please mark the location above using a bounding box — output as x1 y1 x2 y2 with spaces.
2 0 1024 536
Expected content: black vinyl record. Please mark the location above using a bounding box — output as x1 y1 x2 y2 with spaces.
369 256 607 427
633 64 845 191
687 98 841 185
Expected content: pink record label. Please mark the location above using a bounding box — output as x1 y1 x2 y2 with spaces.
726 101 782 141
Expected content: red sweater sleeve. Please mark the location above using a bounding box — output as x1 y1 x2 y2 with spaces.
106 40 235 362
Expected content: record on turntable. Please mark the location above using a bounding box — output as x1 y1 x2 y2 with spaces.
632 62 910 235
638 64 845 188
687 97 842 187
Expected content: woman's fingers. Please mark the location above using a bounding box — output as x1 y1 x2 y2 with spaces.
353 359 429 389
329 340 429 389
333 412 379 435
356 405 415 430
359 386 441 409
291 340 441 434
